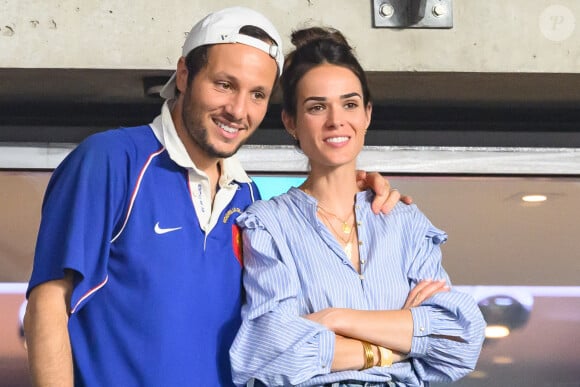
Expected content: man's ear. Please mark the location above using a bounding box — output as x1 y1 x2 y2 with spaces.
281 110 297 139
175 56 189 94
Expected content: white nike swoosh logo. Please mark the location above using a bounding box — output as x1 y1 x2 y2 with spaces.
154 222 183 235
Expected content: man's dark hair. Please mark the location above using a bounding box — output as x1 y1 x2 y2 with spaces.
176 25 279 97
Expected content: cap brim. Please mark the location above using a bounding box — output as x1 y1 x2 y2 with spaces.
159 72 177 99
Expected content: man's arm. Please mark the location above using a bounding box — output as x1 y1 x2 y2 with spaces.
24 271 75 387
356 171 413 214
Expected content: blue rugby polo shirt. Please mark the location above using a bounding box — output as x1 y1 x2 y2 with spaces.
28 101 260 386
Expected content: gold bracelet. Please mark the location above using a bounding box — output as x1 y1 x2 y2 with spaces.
360 341 375 370
378 346 393 367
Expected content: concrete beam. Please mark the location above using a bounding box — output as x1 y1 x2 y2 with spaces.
2 143 580 175
1 0 578 73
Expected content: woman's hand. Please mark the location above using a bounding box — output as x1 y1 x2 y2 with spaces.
303 307 340 331
403 279 449 309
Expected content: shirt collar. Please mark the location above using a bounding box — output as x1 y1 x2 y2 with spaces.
149 100 252 184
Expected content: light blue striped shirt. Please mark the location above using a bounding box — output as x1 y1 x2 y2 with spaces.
230 188 485 387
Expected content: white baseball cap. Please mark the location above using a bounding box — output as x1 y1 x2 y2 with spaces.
160 6 284 99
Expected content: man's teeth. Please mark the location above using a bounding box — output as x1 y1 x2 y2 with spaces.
326 136 349 143
217 122 238 133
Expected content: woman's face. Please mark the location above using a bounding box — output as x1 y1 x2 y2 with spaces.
284 63 371 171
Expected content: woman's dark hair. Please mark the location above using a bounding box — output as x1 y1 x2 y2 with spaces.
280 26 372 118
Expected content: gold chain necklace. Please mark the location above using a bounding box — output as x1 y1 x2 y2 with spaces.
316 204 354 235
300 186 357 252
300 186 355 234
318 210 358 261
317 210 353 244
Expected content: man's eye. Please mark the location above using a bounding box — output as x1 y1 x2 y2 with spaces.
253 92 266 100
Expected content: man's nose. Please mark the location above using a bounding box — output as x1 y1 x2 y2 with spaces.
225 93 247 121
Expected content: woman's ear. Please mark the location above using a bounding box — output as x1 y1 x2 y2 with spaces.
281 110 297 139
364 102 373 131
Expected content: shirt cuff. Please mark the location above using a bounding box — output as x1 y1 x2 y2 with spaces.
318 330 335 373
409 306 431 357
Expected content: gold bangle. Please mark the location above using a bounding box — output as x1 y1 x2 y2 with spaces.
378 346 393 367
360 341 375 370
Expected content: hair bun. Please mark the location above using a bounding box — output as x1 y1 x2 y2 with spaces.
290 26 352 50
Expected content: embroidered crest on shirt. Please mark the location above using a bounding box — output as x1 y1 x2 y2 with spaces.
223 207 242 223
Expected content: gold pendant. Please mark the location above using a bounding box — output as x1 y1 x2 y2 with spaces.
342 223 352 234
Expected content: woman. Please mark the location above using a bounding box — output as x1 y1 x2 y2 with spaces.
230 27 485 387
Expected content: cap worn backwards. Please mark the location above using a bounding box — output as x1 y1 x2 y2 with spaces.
160 6 284 99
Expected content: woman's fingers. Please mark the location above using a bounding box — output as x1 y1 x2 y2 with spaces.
404 279 449 308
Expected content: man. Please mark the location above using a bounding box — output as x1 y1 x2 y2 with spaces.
24 6 405 386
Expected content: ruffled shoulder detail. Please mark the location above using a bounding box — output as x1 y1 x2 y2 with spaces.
236 196 292 231
236 210 266 230
425 223 448 245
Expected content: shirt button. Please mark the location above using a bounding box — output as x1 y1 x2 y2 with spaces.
420 327 425 332
361 259 366 264
359 241 363 246
359 274 365 280
357 221 362 226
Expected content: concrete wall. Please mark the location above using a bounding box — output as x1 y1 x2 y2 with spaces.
1 0 578 73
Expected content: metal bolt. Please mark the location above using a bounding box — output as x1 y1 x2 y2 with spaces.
432 4 446 17
379 3 395 18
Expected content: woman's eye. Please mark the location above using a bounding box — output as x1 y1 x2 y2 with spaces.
308 105 324 112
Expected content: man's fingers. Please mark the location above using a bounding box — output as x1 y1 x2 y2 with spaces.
400 194 413 205
355 170 367 190
377 189 400 214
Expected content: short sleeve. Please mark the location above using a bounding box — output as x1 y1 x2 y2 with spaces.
27 131 131 312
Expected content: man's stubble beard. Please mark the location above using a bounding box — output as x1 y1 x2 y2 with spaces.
181 91 248 159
